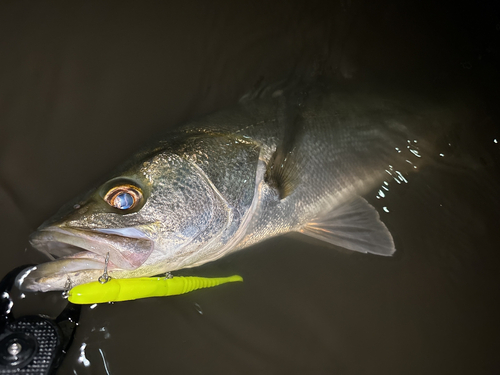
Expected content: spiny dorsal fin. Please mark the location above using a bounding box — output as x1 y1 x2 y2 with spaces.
239 75 319 103
299 197 396 256
239 78 291 102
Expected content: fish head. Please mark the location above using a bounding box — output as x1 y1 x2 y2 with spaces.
19 148 234 292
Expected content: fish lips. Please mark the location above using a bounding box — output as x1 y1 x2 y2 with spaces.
18 226 155 291
30 226 154 271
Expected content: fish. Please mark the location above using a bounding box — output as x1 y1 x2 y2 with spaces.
18 82 446 292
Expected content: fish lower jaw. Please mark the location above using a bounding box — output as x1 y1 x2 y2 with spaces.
16 257 113 292
16 252 163 292
28 270 105 293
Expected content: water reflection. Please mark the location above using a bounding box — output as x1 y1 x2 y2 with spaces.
98 349 111 375
77 343 90 368
194 302 204 315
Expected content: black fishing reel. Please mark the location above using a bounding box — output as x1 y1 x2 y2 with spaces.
0 266 80 374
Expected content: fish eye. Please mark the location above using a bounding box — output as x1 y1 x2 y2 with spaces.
104 185 143 210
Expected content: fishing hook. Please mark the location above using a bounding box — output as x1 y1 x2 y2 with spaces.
98 253 112 284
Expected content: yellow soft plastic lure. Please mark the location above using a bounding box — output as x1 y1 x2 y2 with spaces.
68 275 243 304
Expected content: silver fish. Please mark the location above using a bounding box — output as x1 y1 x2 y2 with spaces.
18 83 443 292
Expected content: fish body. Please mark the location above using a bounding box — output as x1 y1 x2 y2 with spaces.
19 83 441 292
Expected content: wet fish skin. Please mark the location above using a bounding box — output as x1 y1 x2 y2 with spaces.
21 84 440 292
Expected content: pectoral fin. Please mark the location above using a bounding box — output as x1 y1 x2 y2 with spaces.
299 197 395 256
264 89 309 199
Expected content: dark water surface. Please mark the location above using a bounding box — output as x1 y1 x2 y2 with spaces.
1 1 499 374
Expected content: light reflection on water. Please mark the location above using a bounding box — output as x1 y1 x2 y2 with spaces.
99 349 111 375
77 343 90 368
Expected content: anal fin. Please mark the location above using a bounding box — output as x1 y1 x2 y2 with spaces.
299 197 395 256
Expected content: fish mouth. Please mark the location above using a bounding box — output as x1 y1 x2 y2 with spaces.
18 226 154 292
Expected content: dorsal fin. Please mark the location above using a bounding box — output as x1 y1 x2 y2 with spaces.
239 75 316 102
239 78 291 102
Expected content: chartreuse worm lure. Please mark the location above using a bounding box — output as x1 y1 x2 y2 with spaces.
68 275 243 304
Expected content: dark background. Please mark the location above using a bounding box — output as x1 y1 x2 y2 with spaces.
0 1 499 374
